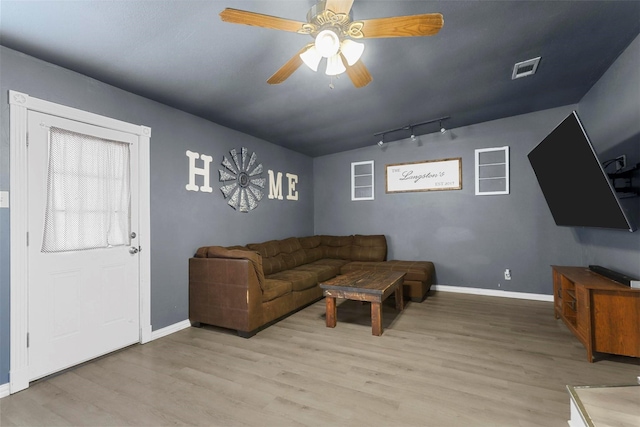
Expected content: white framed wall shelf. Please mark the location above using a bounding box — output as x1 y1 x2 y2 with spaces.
475 146 510 195
351 160 374 201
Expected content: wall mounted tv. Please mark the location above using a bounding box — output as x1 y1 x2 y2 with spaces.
528 111 636 232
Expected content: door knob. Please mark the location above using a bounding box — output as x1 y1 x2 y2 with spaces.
129 247 139 254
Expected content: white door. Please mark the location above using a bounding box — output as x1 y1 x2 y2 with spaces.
27 110 140 381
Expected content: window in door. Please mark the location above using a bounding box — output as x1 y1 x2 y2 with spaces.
42 126 131 252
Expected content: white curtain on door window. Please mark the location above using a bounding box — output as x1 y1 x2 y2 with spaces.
42 127 131 252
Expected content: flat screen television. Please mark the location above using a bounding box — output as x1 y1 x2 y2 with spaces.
528 111 636 232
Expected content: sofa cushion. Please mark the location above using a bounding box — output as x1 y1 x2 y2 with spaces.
278 237 302 253
247 240 288 275
261 254 287 276
323 245 351 260
299 235 321 249
267 270 317 292
320 235 354 260
283 249 307 269
293 263 338 282
303 246 324 264
247 240 281 258
262 279 292 302
350 235 387 262
320 235 354 247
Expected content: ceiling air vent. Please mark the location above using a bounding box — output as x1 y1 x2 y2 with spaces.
512 56 541 79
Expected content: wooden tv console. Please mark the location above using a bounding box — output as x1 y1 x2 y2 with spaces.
552 266 640 362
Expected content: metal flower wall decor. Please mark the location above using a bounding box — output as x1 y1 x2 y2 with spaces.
219 147 265 212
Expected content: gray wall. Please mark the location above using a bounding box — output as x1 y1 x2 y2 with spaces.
0 47 314 385
313 33 640 294
576 34 640 278
314 106 586 294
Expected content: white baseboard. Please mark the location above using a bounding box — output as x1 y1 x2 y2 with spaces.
0 382 10 399
149 319 191 341
140 324 153 344
433 285 553 302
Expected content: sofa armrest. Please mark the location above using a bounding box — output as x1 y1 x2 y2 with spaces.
189 257 263 333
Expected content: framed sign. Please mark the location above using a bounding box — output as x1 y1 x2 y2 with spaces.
386 158 462 193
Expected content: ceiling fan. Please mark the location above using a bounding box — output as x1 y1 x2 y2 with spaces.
219 0 444 88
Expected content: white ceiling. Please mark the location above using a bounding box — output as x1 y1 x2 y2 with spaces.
1 1 639 157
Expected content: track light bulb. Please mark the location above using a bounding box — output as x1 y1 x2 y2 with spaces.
410 128 417 142
377 139 384 147
439 120 446 134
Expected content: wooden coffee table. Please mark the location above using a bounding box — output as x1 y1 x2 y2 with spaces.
319 270 406 336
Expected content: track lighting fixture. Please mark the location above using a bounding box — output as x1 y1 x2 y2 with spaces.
374 116 450 145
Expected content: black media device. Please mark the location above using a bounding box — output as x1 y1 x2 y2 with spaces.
588 265 637 287
528 111 636 232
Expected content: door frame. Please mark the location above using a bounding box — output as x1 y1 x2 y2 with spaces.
9 90 152 394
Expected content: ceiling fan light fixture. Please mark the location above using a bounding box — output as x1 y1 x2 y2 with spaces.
326 53 346 76
219 6 444 88
315 29 340 58
300 46 322 71
340 39 364 66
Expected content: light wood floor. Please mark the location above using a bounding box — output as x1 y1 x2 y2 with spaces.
2 291 638 426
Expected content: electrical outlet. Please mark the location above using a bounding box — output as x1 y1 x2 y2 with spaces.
504 269 512 280
616 155 626 171
0 191 9 208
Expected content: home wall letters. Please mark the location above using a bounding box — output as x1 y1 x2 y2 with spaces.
185 149 299 211
185 150 213 193
268 171 299 201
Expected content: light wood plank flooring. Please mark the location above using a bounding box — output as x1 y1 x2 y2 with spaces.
2 291 638 426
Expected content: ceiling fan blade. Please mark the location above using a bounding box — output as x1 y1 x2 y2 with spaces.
219 8 306 33
360 13 444 38
267 45 312 85
325 0 355 15
341 54 372 88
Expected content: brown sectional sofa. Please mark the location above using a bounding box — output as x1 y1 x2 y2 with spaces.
189 234 434 337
